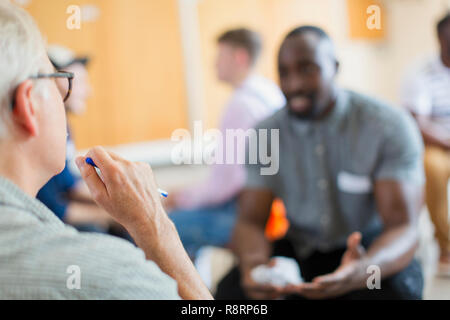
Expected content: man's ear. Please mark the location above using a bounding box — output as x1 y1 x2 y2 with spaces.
12 80 39 137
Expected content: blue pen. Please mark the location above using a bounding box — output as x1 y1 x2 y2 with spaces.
85 157 168 198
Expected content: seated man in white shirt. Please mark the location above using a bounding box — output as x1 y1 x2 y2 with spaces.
401 12 450 276
0 2 211 299
167 28 285 257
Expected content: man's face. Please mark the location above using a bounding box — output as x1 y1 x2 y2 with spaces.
439 23 450 67
215 43 241 83
278 34 338 119
56 62 91 114
34 57 68 175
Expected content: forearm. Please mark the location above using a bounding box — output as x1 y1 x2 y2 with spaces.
129 214 213 300
233 219 272 272
415 116 450 149
355 224 418 288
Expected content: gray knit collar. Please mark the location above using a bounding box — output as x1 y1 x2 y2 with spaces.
0 175 63 225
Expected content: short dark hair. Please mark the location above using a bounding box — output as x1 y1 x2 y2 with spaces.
217 28 262 64
437 12 450 35
285 25 330 41
280 25 336 61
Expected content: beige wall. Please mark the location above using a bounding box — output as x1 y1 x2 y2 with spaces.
21 0 450 148
24 0 188 149
338 0 448 104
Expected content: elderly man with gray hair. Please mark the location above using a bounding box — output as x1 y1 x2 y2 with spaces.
0 2 211 300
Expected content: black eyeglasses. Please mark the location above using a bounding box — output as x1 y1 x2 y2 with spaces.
11 71 74 109
30 71 74 102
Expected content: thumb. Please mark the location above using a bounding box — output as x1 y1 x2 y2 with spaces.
347 232 362 249
344 232 365 260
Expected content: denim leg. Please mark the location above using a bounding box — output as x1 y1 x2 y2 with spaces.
169 199 237 257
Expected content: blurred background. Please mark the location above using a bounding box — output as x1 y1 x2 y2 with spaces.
15 0 450 299
18 0 450 149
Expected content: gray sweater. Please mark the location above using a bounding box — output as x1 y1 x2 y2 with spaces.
0 176 180 299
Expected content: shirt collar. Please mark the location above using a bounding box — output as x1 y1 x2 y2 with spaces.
238 73 257 89
0 175 62 224
327 89 350 130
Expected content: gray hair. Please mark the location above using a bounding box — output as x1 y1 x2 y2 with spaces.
0 1 47 137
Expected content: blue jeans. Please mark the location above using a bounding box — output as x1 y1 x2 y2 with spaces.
169 199 237 257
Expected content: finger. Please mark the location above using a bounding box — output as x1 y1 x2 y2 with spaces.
306 280 347 299
283 282 333 299
295 284 328 299
76 156 108 202
105 150 125 162
281 284 306 295
347 231 362 249
346 231 365 258
298 282 321 290
299 287 335 300
86 147 120 183
285 282 321 296
312 273 343 286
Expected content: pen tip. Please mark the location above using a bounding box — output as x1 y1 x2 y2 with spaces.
85 157 97 167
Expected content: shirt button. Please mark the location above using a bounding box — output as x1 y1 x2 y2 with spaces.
318 179 328 190
315 145 325 156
